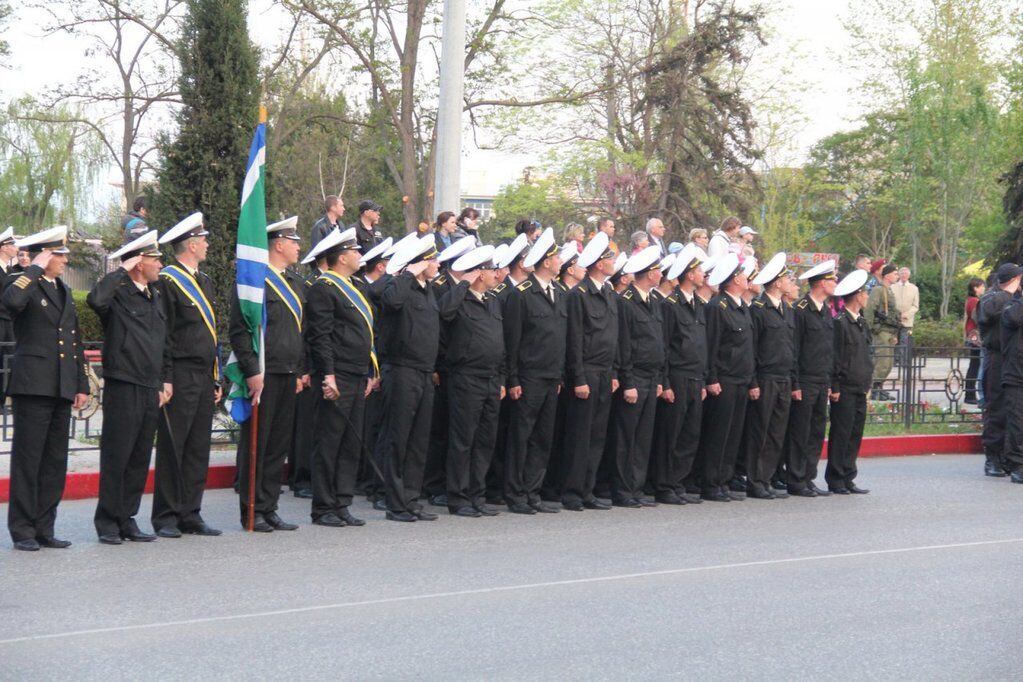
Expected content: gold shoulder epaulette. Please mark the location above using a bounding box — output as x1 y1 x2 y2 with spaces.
492 283 506 293
13 276 30 290
434 274 447 286
752 299 764 308
719 298 728 308
797 299 808 309
517 280 532 291
667 295 678 303
622 290 633 300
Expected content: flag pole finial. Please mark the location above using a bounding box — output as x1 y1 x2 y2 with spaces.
259 104 267 124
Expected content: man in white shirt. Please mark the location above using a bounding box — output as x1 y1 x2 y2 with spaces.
707 216 741 260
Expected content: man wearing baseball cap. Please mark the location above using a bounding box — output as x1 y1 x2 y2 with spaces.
351 200 384 254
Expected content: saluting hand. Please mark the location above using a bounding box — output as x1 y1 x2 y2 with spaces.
120 255 142 272
31 250 53 269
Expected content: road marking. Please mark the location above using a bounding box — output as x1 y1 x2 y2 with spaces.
3 536 1021 645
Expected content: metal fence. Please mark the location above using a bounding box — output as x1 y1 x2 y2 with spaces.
0 340 982 457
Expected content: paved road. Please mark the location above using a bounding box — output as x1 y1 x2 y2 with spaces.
1 455 1021 680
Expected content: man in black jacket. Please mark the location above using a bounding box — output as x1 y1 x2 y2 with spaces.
504 229 566 514
88 230 165 544
4 225 89 551
827 269 874 494
997 267 1023 483
611 245 666 508
653 245 707 505
305 228 377 527
153 212 222 538
561 232 619 511
438 245 505 517
377 235 441 521
0 226 20 402
697 253 754 502
229 217 306 532
351 200 384 255
786 259 837 497
310 196 344 248
977 263 1022 477
744 253 795 500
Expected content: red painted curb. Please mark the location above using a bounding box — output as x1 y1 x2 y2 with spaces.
0 434 982 503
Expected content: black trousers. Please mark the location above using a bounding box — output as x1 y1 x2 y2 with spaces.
826 391 867 488
486 397 512 502
541 384 571 501
785 382 829 490
744 377 791 494
423 371 448 498
504 376 560 506
981 353 1006 465
378 365 434 513
94 380 159 536
289 378 319 492
652 374 703 495
357 384 385 499
697 381 748 492
152 366 215 531
611 374 658 502
1002 385 1023 472
0 321 13 402
965 344 981 403
312 372 366 519
7 395 72 542
561 369 613 505
237 373 296 520
446 373 501 510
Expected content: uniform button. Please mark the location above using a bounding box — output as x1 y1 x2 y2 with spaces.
60 353 65 358
59 340 64 345
58 327 62 332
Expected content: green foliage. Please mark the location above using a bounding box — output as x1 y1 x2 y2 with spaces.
72 290 103 342
491 175 585 240
150 0 259 338
911 318 963 350
911 263 969 322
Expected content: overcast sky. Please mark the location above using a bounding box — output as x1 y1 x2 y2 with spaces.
4 0 861 200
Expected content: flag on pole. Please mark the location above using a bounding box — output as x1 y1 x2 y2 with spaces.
224 108 269 423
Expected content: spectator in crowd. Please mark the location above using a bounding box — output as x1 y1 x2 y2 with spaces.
16 249 30 270
854 254 872 273
646 218 668 257
310 195 345 247
964 277 985 405
867 259 886 292
892 267 919 347
629 231 649 254
564 223 585 247
454 207 482 246
707 216 741 259
434 211 459 252
738 226 757 259
689 228 710 253
121 196 149 240
515 219 542 243
351 200 384 253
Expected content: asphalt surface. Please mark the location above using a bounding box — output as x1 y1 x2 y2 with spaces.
1 454 1021 680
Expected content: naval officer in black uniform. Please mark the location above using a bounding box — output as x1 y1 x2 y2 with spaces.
152 212 222 538
4 225 89 551
0 226 19 402
827 269 874 494
229 217 306 532
88 230 165 544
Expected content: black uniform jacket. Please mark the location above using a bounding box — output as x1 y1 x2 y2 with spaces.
378 272 439 372
503 274 567 386
831 310 873 394
661 288 707 383
705 292 754 386
565 277 619 387
617 284 666 390
1000 296 1023 387
87 269 165 389
305 272 374 378
438 281 505 379
431 272 456 373
229 267 306 378
750 294 795 389
978 289 1012 353
2 265 88 401
792 293 834 389
156 261 219 384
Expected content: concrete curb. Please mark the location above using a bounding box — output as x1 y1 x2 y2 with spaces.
0 434 982 503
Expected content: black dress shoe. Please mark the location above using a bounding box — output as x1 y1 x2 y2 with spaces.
772 489 789 499
99 533 123 545
679 492 702 504
13 538 40 551
509 502 537 515
338 509 366 527
265 512 298 530
312 513 346 528
847 484 871 494
182 522 222 536
770 478 788 491
655 492 685 505
726 490 745 501
1011 470 1023 484
985 461 1008 477
386 511 417 522
412 509 438 521
121 521 157 542
613 498 642 508
474 503 500 516
747 488 774 500
529 502 560 513
829 487 850 494
637 498 658 507
293 488 313 499
727 476 747 492
583 498 612 510
156 526 182 538
429 494 449 507
701 490 730 502
451 506 482 518
373 498 388 511
807 483 831 497
250 516 274 533
562 500 585 511
788 487 816 498
36 537 72 548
